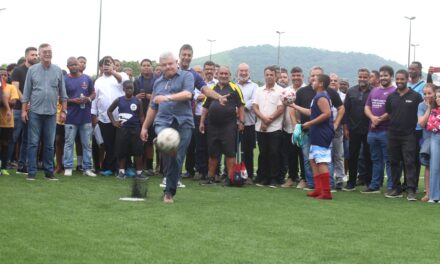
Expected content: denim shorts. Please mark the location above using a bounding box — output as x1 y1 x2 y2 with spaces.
309 145 331 163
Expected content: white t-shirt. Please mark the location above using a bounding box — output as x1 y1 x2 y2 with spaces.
253 84 284 132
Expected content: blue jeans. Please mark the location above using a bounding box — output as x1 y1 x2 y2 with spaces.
429 133 440 201
7 110 24 162
368 131 392 190
155 124 193 196
63 123 93 170
27 112 56 176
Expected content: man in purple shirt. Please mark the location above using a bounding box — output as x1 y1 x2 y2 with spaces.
363 65 395 193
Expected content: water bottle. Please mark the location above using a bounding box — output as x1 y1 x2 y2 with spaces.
80 93 85 109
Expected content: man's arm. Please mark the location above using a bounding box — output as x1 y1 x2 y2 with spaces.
138 99 145 125
334 105 345 129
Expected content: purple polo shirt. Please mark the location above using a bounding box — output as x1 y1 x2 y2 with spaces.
65 74 94 125
365 86 396 132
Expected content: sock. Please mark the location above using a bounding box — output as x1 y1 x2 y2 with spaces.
316 172 332 200
119 169 125 174
136 170 142 175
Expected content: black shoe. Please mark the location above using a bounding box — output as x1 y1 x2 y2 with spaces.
26 174 36 181
335 182 343 191
45 173 59 181
385 189 403 198
17 166 28 175
407 191 417 201
76 165 83 172
200 177 216 186
361 187 380 194
342 184 356 192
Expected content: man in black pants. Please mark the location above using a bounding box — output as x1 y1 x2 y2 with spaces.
343 68 372 191
384 69 422 201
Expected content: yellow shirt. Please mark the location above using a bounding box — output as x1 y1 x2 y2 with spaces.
0 84 19 128
56 102 65 125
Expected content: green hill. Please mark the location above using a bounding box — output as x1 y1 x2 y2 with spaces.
191 45 406 85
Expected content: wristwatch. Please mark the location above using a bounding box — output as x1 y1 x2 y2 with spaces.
166 95 173 101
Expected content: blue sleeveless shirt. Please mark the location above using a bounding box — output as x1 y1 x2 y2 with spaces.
309 91 334 147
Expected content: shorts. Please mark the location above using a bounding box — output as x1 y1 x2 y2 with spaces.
115 127 143 160
309 145 331 163
56 124 65 138
207 122 237 158
0 127 13 141
147 124 156 143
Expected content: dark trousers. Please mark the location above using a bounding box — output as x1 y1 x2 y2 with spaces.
348 132 372 186
257 130 282 184
185 128 196 175
99 122 117 172
389 133 417 192
241 125 255 178
281 131 303 182
194 115 208 175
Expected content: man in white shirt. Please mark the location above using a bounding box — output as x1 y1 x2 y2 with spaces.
253 66 285 187
91 56 129 176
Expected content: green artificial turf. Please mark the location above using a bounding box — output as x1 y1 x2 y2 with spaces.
1 171 439 264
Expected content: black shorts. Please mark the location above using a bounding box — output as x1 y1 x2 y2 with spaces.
56 124 65 138
0 127 13 141
207 122 237 158
146 125 156 143
115 127 143 160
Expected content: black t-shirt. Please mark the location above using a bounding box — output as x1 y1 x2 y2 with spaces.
344 85 371 135
294 85 343 126
134 75 155 114
10 64 29 110
385 89 423 136
203 82 244 127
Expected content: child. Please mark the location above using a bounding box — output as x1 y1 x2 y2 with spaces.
107 80 146 180
295 74 334 199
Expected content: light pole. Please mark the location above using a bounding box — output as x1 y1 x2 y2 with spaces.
404 16 415 67
208 39 216 61
96 0 103 77
276 31 284 67
411 43 420 62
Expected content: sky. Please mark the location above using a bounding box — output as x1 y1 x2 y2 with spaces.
1 0 439 77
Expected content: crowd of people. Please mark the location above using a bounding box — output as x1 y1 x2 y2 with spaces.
1 43 439 204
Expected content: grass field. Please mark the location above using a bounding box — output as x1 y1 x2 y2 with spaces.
1 171 439 264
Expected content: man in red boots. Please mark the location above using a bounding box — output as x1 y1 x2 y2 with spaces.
300 74 334 199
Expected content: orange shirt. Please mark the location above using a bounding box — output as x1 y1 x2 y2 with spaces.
0 84 19 128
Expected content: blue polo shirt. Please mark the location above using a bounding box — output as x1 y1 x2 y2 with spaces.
150 69 195 128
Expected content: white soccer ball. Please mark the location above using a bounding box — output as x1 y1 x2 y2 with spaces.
156 128 180 153
280 89 296 105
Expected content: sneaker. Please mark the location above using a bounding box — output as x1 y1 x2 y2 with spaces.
269 180 278 189
83 170 97 177
16 166 28 175
126 168 136 178
361 187 380 194
335 182 343 191
76 165 83 172
26 174 36 181
296 179 307 189
135 173 148 180
159 177 166 188
45 174 59 181
177 181 186 188
145 169 154 177
303 186 315 191
407 191 417 201
421 195 429 202
200 177 216 186
163 193 174 204
100 170 113 177
245 177 254 185
281 178 295 188
116 171 126 179
64 169 73 176
385 189 403 198
342 184 356 192
1 169 10 176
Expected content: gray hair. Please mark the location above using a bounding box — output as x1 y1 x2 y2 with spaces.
159 52 176 62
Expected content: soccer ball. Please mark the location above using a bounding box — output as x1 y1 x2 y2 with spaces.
156 128 180 153
280 89 296 105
